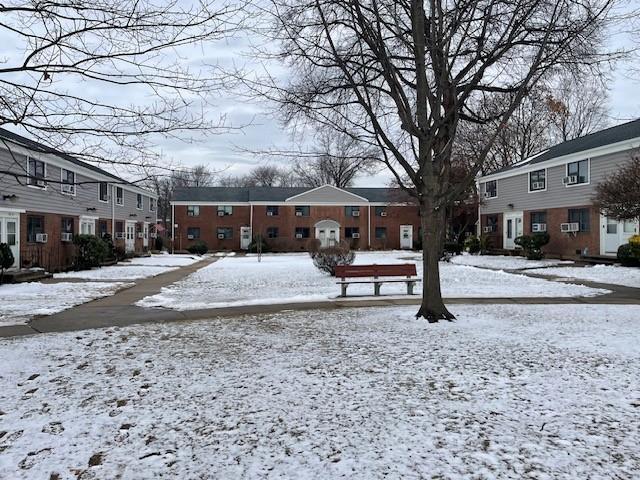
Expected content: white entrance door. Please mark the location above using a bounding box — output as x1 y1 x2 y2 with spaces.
400 225 413 249
125 222 136 252
0 213 19 268
316 228 339 247
503 213 523 250
143 223 149 249
240 226 252 250
601 215 639 255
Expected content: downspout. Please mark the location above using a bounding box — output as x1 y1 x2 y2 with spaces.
171 203 175 254
111 184 115 235
476 180 481 237
250 203 254 235
367 204 371 249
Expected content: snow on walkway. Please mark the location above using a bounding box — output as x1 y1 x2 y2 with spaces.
54 265 177 281
126 254 203 267
137 252 606 310
535 264 640 288
0 304 638 478
451 253 572 270
0 282 131 326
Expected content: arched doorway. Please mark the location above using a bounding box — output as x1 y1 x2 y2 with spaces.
314 219 340 247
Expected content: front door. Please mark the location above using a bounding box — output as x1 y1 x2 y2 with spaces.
143 223 149 249
316 228 339 247
125 222 136 253
601 215 639 255
400 225 413 249
0 213 19 268
240 226 252 250
503 213 523 250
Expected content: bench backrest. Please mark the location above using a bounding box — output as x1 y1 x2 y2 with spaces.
335 263 417 279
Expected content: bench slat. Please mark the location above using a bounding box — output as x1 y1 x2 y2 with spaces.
335 263 417 279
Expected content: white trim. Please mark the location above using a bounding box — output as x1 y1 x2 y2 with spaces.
478 136 640 182
0 207 26 214
98 182 110 203
136 193 143 210
564 158 590 188
26 156 47 190
285 184 370 202
170 201 411 207
60 168 77 196
1 137 157 198
527 168 547 193
480 180 498 200
115 186 124 206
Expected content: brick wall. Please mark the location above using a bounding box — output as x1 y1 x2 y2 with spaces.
173 204 422 252
20 211 77 272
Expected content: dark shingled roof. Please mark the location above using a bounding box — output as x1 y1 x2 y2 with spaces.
0 127 131 184
172 186 411 203
489 118 640 175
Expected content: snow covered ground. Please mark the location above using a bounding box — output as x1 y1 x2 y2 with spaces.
127 254 203 267
1 304 638 479
451 253 573 270
535 264 640 288
137 252 606 310
0 282 131 326
54 265 177 281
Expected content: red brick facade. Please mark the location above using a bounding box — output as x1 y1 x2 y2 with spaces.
173 204 423 252
481 205 600 258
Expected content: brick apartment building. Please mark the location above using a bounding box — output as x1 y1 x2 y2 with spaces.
0 128 158 272
171 185 421 252
477 119 640 258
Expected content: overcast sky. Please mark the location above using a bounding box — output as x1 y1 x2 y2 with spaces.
2 3 639 187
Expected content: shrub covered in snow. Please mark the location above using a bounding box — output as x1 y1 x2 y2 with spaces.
515 233 550 260
187 241 208 255
311 240 355 276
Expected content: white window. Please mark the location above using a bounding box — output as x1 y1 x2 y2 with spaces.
27 157 46 188
61 168 76 195
187 205 200 216
99 182 109 202
528 169 546 192
80 219 96 235
136 193 143 210
482 180 497 198
566 159 589 185
149 198 156 212
115 186 124 206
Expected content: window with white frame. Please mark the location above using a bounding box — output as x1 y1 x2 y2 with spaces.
149 198 156 212
99 182 109 202
136 193 143 210
482 180 497 198
187 205 200 216
60 169 76 195
27 157 46 187
529 169 546 191
80 219 96 235
115 186 124 205
217 205 232 216
566 160 589 185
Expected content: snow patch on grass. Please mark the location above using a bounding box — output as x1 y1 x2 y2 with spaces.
0 304 638 478
451 253 573 270
535 264 640 288
126 254 202 267
54 265 177 281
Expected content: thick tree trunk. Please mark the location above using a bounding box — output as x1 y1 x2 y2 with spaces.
416 201 455 323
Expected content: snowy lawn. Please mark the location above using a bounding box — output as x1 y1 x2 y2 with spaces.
126 254 203 267
451 253 573 270
0 282 131 326
0 304 639 479
54 265 177 281
138 252 606 310
535 264 640 289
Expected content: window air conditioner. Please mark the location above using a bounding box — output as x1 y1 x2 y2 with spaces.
267 211 274 216
563 175 578 185
61 232 73 242
36 233 48 243
137 232 144 239
532 182 544 190
295 211 303 216
115 232 125 239
560 222 579 233
532 223 547 233
62 184 74 193
295 233 303 239
483 226 494 233
217 234 226 239
217 211 225 216
351 233 360 239
187 234 194 240
150 233 157 239
352 210 360 217
380 211 387 217
483 191 493 199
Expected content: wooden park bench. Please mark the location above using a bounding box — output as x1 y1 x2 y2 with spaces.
335 264 421 297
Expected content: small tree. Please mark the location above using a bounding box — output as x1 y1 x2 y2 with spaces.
74 235 108 270
0 243 15 284
596 155 640 220
515 233 551 260
312 241 355 276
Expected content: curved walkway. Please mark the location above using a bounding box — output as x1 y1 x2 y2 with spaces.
1 259 638 338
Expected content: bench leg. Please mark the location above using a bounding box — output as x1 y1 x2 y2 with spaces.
374 282 381 296
341 283 348 297
407 281 415 295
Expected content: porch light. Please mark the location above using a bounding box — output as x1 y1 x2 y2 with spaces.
2 194 18 202
86 207 97 212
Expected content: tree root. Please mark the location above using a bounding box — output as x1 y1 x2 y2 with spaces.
415 305 456 323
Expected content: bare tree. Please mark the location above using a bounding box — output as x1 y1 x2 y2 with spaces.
0 1 241 171
218 164 293 187
292 131 379 188
252 0 619 321
596 153 640 220
547 76 610 142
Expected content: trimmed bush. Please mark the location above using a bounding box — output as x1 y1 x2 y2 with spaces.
0 242 14 284
464 235 481 254
187 241 208 255
514 233 550 260
312 240 355 276
248 234 270 253
74 234 108 270
154 235 164 251
617 243 640 267
444 242 463 255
